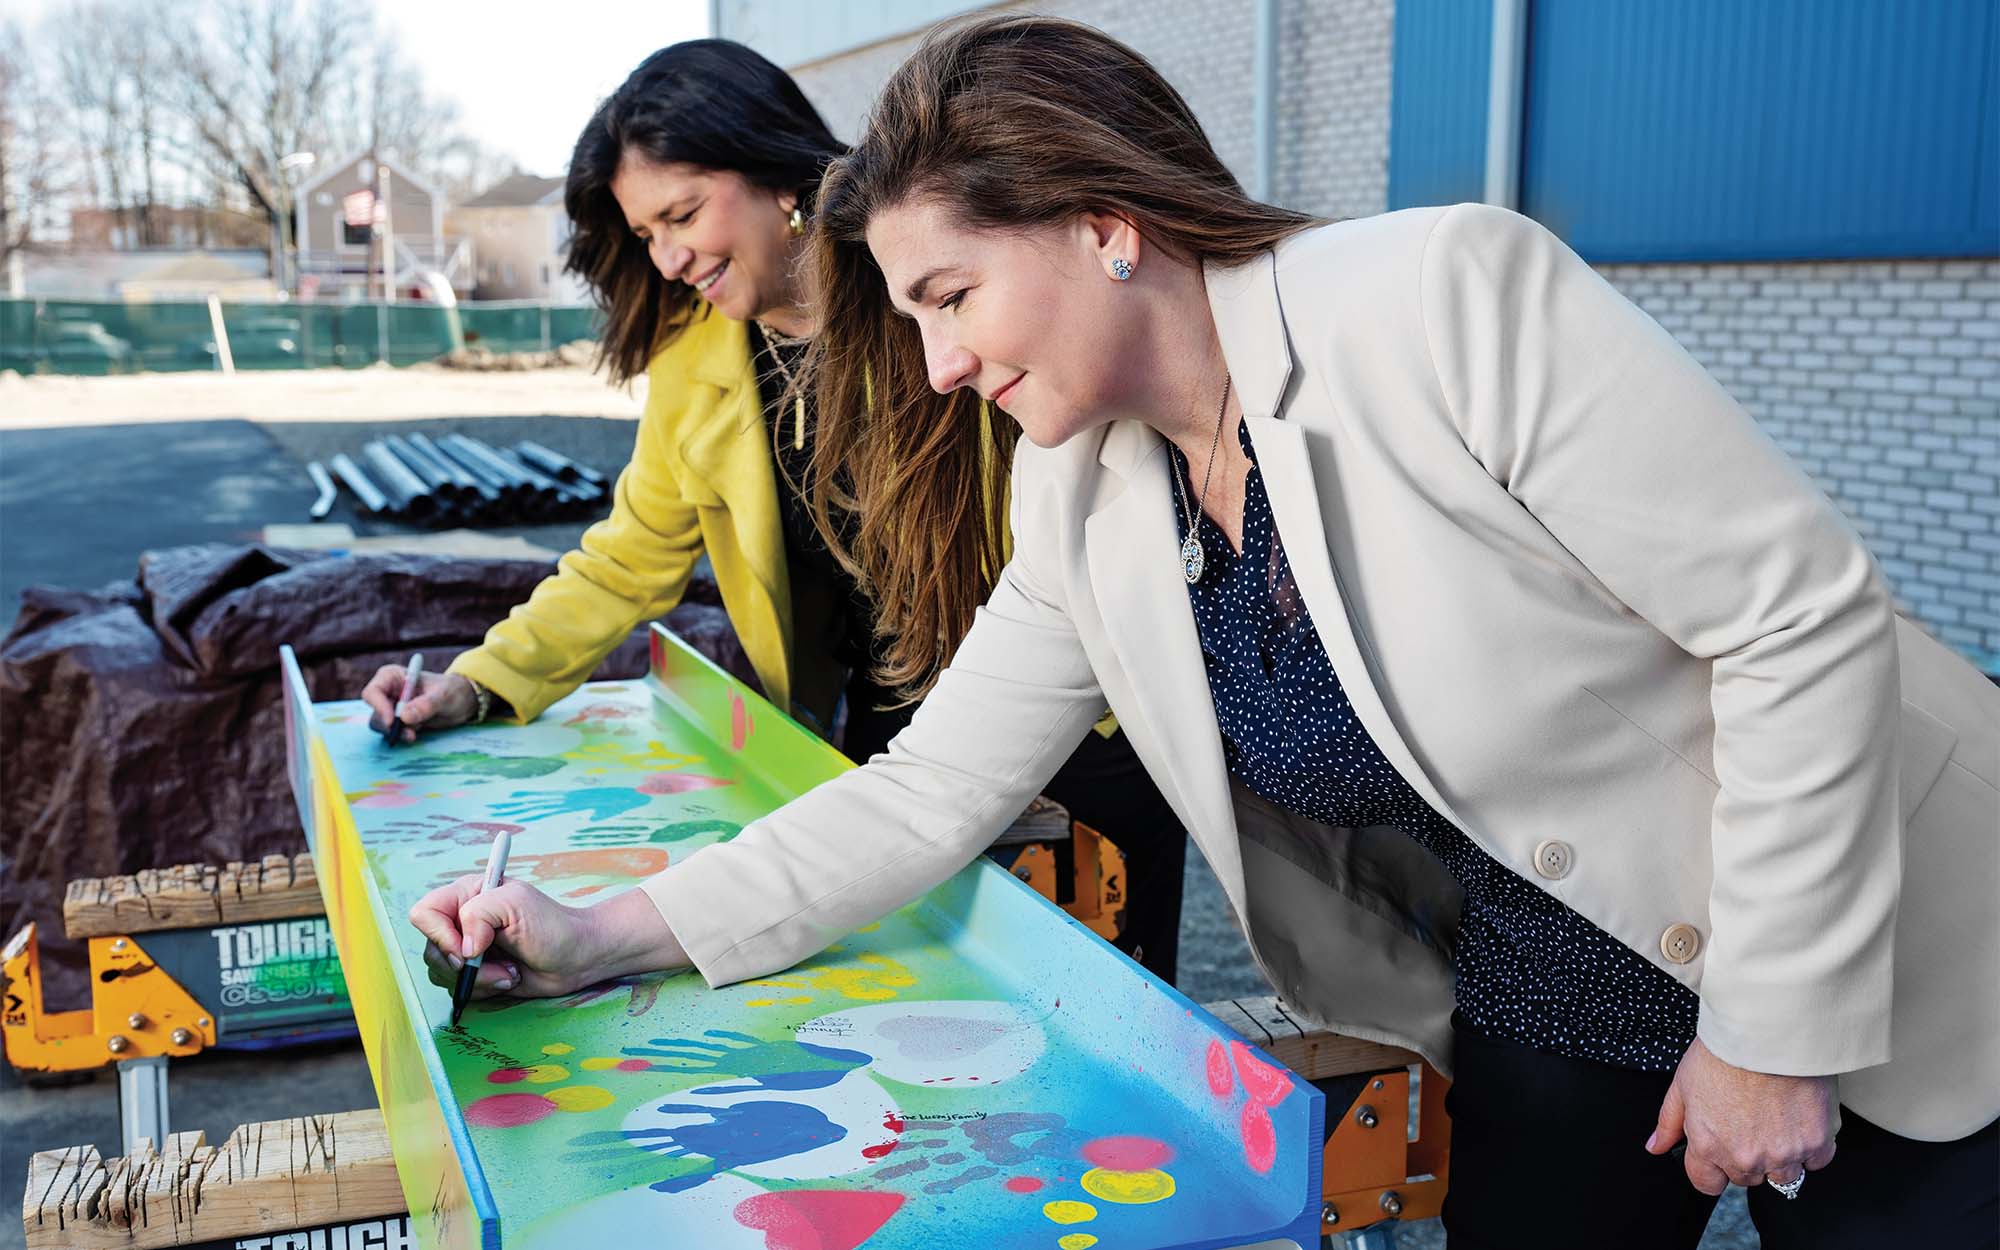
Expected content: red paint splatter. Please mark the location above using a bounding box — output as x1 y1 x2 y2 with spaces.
1081 1135 1175 1171
1004 1176 1044 1194
1205 1039 1234 1097
729 693 753 751
1229 1039 1293 1106
860 1109 906 1160
464 1092 556 1128
1240 1102 1277 1173
488 1067 529 1084
733 1190 904 1250
615 1059 651 1073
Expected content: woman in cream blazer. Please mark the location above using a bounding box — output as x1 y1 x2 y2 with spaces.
412 17 1997 1247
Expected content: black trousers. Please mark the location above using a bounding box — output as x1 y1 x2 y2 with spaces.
1437 1013 2000 1249
840 682 1189 984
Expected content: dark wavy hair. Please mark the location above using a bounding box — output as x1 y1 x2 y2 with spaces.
564 40 847 383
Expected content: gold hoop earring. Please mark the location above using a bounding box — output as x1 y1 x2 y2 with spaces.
788 206 805 236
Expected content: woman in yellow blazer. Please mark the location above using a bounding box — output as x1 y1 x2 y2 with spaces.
361 38 1189 978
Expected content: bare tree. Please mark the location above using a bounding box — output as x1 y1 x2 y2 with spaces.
159 0 355 275
0 17 76 265
17 0 513 283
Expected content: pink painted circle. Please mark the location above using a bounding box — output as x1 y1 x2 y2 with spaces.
465 1092 557 1128
1081 1135 1175 1172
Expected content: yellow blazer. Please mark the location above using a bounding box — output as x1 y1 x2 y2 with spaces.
450 313 810 721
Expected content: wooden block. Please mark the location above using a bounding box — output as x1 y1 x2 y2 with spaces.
64 853 323 937
1204 995 1423 1082
23 1109 402 1250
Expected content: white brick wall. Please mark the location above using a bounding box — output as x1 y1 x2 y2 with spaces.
779 3 2000 671
1606 260 2000 664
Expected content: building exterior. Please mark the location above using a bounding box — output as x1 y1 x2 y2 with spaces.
716 0 2000 671
446 172 591 303
294 151 472 300
14 248 273 299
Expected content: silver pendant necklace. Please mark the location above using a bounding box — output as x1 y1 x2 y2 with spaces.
1171 375 1233 584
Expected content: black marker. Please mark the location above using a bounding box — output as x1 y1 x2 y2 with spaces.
384 653 423 746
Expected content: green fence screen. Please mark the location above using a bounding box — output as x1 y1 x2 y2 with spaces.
0 298 602 375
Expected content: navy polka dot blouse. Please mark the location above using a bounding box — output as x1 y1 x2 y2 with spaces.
1169 422 1699 1072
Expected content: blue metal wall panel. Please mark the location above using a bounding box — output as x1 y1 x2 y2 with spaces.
1388 0 1494 210
1522 0 2000 262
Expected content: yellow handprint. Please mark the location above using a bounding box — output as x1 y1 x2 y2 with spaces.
744 952 919 1008
561 738 704 772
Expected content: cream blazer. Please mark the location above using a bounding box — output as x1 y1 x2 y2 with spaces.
644 204 2000 1142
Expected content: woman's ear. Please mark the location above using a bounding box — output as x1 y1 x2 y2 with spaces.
1081 211 1143 281
778 189 800 217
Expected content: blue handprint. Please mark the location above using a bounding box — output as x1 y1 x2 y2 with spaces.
565 1100 845 1193
489 787 652 823
620 1029 871 1093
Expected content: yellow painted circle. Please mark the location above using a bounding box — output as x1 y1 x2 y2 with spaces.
579 1056 623 1071
519 1064 569 1084
1058 1237 1099 1250
1080 1167 1176 1204
546 1084 615 1113
541 1043 574 1055
1041 1200 1097 1225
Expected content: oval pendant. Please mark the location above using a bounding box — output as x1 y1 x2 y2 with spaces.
1181 534 1205 584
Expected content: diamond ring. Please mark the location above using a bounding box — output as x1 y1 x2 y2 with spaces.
1765 1172 1805 1200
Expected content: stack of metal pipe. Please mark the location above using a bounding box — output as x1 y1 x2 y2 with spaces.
311 434 611 527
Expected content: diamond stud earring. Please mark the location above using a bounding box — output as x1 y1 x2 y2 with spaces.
1111 257 1133 281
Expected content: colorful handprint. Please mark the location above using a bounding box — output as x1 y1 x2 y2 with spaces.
373 815 525 856
569 1101 847 1194
743 953 919 1008
571 818 743 849
619 1029 871 1093
561 738 704 771
490 786 655 823
392 750 568 781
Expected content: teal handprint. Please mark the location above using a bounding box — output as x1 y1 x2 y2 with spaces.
620 1029 871 1093
572 818 742 848
490 787 652 823
392 751 566 781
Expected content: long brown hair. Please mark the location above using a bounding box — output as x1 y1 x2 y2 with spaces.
803 14 1320 700
564 40 846 383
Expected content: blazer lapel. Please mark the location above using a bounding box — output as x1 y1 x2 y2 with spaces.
1209 252 1469 829
677 322 788 607
1085 422 1248 921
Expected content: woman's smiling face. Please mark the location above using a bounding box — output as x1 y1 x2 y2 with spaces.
866 196 1144 449
612 153 801 324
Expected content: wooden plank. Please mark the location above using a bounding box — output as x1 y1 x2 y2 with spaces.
1204 996 1423 1081
63 853 321 937
23 1109 402 1250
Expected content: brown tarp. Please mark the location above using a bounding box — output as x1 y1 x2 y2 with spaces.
0 544 752 1008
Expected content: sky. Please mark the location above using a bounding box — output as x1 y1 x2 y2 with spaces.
380 0 711 177
7 0 711 180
